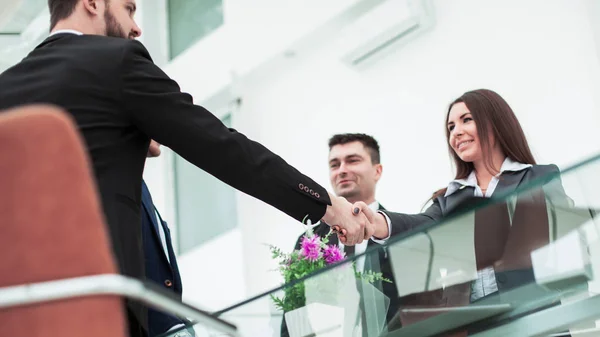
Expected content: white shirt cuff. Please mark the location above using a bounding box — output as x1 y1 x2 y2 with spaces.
370 211 392 244
168 324 194 337
167 323 186 332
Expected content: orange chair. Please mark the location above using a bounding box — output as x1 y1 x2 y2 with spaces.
0 105 128 337
0 105 236 337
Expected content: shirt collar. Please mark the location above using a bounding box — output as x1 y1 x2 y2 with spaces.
49 29 84 37
444 157 532 197
368 201 380 212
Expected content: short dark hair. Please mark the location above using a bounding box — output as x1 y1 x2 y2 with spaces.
328 133 381 164
48 0 81 30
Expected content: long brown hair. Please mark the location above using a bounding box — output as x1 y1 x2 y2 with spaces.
431 89 536 199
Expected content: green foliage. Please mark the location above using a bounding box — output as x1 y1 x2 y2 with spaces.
269 228 392 313
355 269 392 284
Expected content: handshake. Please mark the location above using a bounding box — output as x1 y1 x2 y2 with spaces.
321 192 389 245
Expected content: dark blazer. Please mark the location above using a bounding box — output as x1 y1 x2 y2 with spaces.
141 181 186 336
382 164 571 329
281 203 400 336
0 33 330 336
384 164 568 238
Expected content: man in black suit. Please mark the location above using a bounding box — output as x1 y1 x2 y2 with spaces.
283 134 399 336
142 141 193 337
0 1 390 336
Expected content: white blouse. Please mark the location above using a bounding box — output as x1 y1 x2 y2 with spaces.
445 157 532 301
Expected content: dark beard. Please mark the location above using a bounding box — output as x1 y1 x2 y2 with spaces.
104 7 126 38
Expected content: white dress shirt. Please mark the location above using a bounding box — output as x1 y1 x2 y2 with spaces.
445 157 532 301
339 201 384 272
49 29 83 36
154 208 171 263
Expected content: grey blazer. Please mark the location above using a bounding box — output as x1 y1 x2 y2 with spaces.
384 164 568 236
384 164 571 297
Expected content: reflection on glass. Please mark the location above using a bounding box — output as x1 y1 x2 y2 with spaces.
159 153 600 337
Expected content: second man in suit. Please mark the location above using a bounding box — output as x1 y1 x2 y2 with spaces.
291 133 399 330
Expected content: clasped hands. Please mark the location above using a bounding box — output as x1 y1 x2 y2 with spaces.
321 193 389 245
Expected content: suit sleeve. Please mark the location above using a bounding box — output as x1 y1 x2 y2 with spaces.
119 41 330 224
293 235 303 251
382 199 443 237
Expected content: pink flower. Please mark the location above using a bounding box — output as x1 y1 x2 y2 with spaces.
300 235 322 262
323 245 344 264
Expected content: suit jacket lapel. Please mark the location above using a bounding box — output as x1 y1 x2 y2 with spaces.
444 186 476 215
493 170 528 199
317 224 339 246
141 185 171 264
141 193 161 235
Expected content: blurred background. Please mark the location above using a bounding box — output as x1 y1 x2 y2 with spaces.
3 0 600 314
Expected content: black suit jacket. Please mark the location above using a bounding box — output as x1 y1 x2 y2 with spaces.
0 33 330 335
141 181 187 336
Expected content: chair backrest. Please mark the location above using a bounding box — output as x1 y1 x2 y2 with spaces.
0 105 127 337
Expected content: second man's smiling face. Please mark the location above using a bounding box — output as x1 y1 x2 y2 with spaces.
328 141 381 204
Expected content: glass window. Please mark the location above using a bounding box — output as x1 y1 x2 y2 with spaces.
167 0 224 59
173 114 237 254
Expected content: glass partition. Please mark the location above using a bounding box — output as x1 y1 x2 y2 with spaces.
159 153 600 337
167 0 224 60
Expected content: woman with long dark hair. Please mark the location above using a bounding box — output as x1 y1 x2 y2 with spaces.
353 89 569 304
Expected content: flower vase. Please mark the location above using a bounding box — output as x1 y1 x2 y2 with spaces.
284 303 344 337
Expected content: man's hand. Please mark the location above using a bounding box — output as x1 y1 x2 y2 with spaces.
333 201 390 242
322 193 373 245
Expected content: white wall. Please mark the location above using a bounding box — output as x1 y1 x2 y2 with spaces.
157 0 600 311
228 0 600 298
163 0 367 104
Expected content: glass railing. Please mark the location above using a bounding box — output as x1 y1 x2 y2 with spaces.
160 153 600 337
